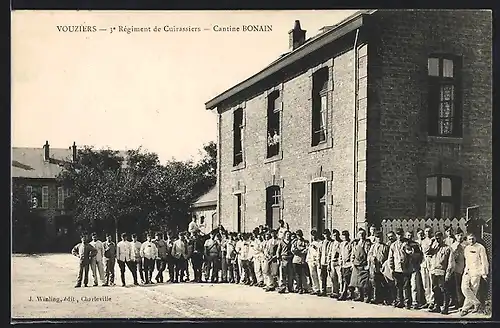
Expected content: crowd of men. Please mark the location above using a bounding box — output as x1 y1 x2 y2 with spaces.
71 218 489 317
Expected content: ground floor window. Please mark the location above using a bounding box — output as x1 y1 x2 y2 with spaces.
311 181 326 235
266 186 281 229
236 194 243 232
425 175 461 218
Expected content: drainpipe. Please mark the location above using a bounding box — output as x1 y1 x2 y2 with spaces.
216 109 222 227
353 29 360 236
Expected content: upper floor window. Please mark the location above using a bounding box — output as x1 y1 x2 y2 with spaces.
427 55 462 137
425 175 461 219
233 108 244 166
267 91 281 158
42 186 49 209
312 67 329 146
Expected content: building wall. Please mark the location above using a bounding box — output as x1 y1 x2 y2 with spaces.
192 205 217 234
366 10 492 222
219 42 369 237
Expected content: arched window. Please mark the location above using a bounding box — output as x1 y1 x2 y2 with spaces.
425 175 462 218
266 186 281 229
233 108 244 166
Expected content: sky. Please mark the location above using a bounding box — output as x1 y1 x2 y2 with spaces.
12 10 358 163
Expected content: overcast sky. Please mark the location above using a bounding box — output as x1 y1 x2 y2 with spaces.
12 10 358 163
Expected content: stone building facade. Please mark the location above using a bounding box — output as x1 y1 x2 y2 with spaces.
205 10 492 237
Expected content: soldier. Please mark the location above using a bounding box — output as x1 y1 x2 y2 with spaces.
220 230 229 283
263 230 279 292
306 230 322 295
71 233 97 288
328 229 343 298
226 232 240 284
291 229 308 294
89 232 105 286
165 233 175 283
388 228 412 309
277 230 294 293
131 233 145 284
153 232 168 283
367 231 389 304
350 228 372 302
338 230 354 301
204 230 221 283
420 226 435 309
190 231 205 282
427 231 455 314
117 232 137 286
252 231 265 287
405 230 425 309
451 228 466 309
102 233 116 287
171 232 188 282
317 229 333 297
140 232 158 284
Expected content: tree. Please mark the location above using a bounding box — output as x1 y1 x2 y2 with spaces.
12 181 34 252
192 141 217 199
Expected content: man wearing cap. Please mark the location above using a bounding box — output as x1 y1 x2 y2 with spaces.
71 233 97 288
140 232 158 284
338 230 354 301
427 231 455 314
277 230 294 293
307 230 322 295
328 229 343 298
451 228 466 309
405 230 425 309
117 232 137 286
131 233 145 284
388 228 412 309
350 228 372 302
204 230 221 283
367 224 377 244
368 231 389 304
171 231 188 282
318 229 333 297
444 226 455 247
89 232 105 286
420 226 435 309
460 232 489 316
291 229 308 294
190 231 204 282
188 216 201 235
102 233 117 287
263 230 279 291
153 232 168 283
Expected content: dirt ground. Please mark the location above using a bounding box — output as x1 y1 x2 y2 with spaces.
11 254 489 320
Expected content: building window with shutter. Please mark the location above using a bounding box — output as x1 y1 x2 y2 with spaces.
42 186 49 209
267 91 281 158
233 108 244 166
265 186 281 229
427 55 462 137
57 187 65 209
312 67 329 146
311 181 326 235
425 175 461 218
236 193 243 232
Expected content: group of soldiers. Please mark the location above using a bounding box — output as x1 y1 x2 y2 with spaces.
71 218 489 317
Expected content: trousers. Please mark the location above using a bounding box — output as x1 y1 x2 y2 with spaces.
118 260 137 285
254 257 264 283
103 257 115 285
143 258 155 283
461 272 482 312
421 257 435 305
90 258 105 284
307 261 321 292
76 260 90 286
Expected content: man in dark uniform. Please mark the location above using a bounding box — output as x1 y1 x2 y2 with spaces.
72 233 97 288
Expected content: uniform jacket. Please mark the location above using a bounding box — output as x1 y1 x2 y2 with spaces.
204 238 220 257
291 238 308 264
263 238 279 263
276 239 293 261
239 241 251 261
154 239 168 259
368 242 389 274
351 239 371 268
318 239 332 266
103 241 116 259
130 240 142 261
388 239 412 273
463 242 489 277
140 240 158 260
226 240 237 260
89 240 104 262
171 239 188 259
117 240 133 262
428 242 455 277
407 239 424 272
72 242 97 262
451 241 466 274
339 240 353 268
252 239 264 260
306 240 322 264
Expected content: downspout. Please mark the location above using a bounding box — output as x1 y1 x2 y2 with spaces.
216 109 222 227
353 29 360 236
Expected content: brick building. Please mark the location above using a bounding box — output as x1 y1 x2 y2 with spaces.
205 10 492 237
12 141 77 251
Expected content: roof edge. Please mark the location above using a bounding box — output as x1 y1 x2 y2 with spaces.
205 10 375 110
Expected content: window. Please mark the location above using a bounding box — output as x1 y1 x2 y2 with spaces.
42 186 49 209
312 68 329 146
233 108 244 166
428 55 462 137
266 186 281 229
426 175 461 218
267 91 281 158
236 194 243 232
311 181 326 235
57 187 66 209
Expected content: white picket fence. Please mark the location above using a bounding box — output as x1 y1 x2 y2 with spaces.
380 217 468 239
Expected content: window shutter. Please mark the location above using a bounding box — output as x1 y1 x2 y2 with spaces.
427 78 439 136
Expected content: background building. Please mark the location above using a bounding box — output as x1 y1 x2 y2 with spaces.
205 10 492 237
191 186 217 234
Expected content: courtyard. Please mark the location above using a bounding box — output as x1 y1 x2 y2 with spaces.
11 254 488 320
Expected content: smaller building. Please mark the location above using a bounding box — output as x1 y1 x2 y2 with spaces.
191 186 217 234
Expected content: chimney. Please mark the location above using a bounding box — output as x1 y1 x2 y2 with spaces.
288 20 306 51
43 140 50 162
71 142 77 162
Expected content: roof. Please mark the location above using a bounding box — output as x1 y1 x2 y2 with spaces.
12 147 129 179
205 9 377 111
12 147 72 179
192 186 217 208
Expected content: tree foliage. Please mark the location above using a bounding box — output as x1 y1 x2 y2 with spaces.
12 181 33 252
57 143 217 239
